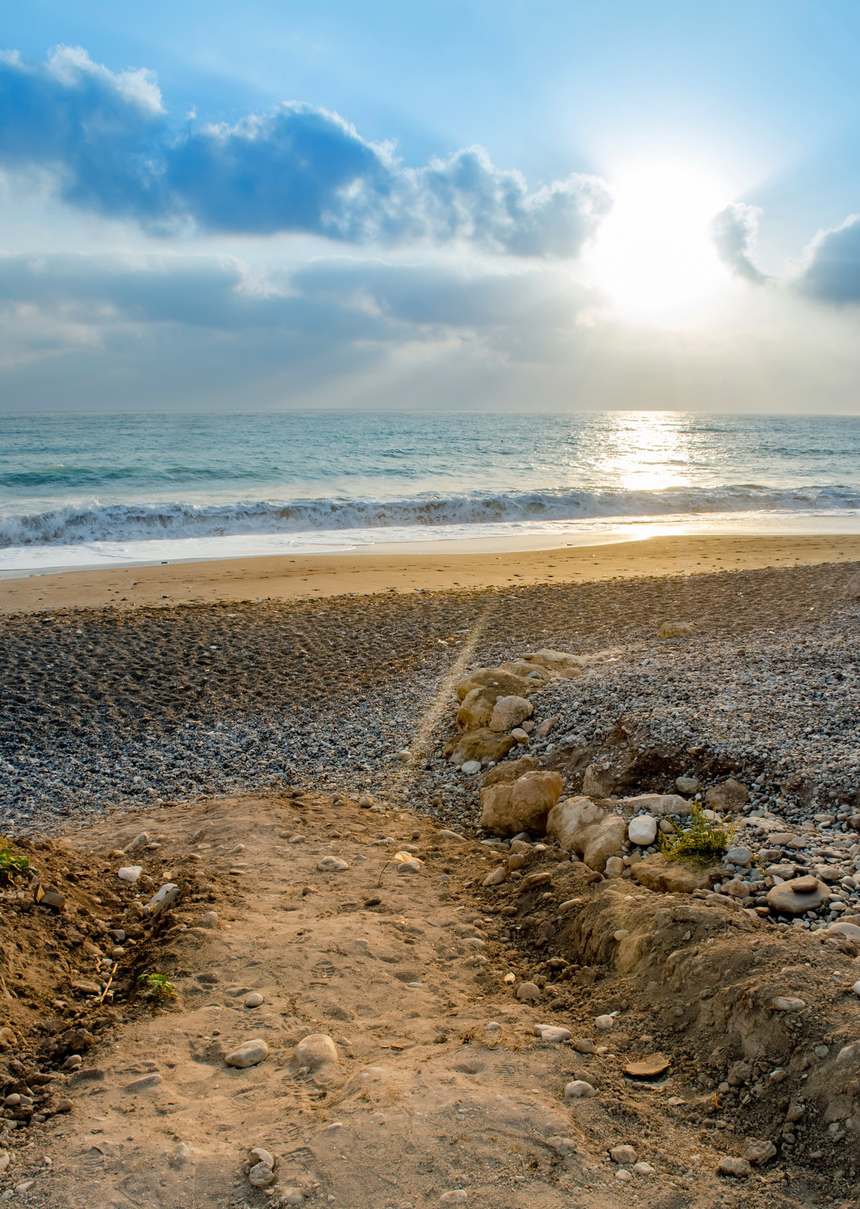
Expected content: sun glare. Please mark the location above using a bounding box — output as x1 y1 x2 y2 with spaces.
584 160 734 323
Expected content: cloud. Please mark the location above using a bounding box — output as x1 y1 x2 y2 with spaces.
710 202 767 283
794 214 860 304
0 47 611 256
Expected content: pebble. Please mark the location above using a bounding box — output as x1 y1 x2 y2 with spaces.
225 1039 269 1069
248 1161 276 1187
770 997 805 1011
282 1188 306 1206
317 857 350 872
534 1025 571 1042
123 1074 163 1093
564 1080 596 1099
724 845 752 866
853 980 860 997
244 992 264 1008
439 1193 468 1204
460 761 481 775
200 911 218 928
117 865 143 883
610 1145 637 1165
717 1156 752 1178
594 1014 615 1031
293 1033 338 1071
250 1147 275 1169
628 816 657 846
515 981 541 1001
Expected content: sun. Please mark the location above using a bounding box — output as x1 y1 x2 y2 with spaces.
583 159 734 322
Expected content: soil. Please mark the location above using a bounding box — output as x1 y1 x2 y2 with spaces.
0 790 857 1209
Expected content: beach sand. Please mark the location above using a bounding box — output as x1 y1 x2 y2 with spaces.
3 531 860 614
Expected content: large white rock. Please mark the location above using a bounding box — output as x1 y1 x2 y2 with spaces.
489 695 533 732
627 815 657 846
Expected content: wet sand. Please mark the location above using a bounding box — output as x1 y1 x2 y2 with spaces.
3 532 860 614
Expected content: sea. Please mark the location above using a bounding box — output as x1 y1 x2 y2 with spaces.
1 410 859 572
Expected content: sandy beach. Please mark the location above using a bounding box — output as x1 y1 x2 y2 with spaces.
3 531 860 614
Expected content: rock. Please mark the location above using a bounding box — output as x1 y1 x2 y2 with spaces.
624 1054 670 1079
534 1025 571 1042
594 1014 614 1031
843 573 860 600
717 1157 752 1178
482 866 507 887
828 922 860 941
0 1153 9 1173
282 1188 306 1206
658 621 693 639
480 771 563 837
438 829 468 842
766 876 829 915
515 982 541 1001
396 859 423 874
633 1162 656 1175
511 728 529 743
610 1145 638 1165
293 1033 338 1072
117 866 143 883
456 667 536 702
250 1148 275 1169
547 1136 579 1156
742 1140 777 1165
546 797 626 870
123 1073 163 1093
628 815 657 846
460 761 481 776
725 845 752 866
604 856 624 877
248 1162 276 1188
200 911 218 928
705 779 749 812
146 883 180 916
619 793 692 817
564 1080 596 1099
489 695 533 732
631 853 716 894
445 728 516 768
770 997 805 1011
457 686 498 731
225 1039 269 1069
479 756 539 788
439 1192 468 1204
521 649 585 676
317 857 350 872
395 749 412 763
536 715 560 737
244 992 264 1008
675 775 701 794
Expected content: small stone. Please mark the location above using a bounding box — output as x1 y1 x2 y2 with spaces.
572 1038 595 1054
515 982 541 1001
658 621 693 639
117 866 143 883
725 845 752 866
604 856 624 878
317 857 350 872
200 911 218 928
293 1033 338 1071
610 1145 637 1165
225 1039 269 1069
250 1148 275 1169
244 992 264 1008
633 1162 656 1175
717 1157 752 1178
624 1054 670 1079
594 1014 614 1031
439 1193 468 1204
510 728 529 743
438 830 467 843
853 980 860 997
282 1189 306 1206
482 866 507 887
460 761 482 775
770 997 805 1011
628 816 657 846
534 1025 571 1042
742 1140 777 1165
0 1153 9 1173
564 1080 596 1099
248 1161 276 1187
675 775 701 794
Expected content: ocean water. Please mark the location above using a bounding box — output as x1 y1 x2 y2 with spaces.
1 410 859 571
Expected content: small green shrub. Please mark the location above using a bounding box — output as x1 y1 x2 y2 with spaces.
659 802 734 868
0 842 32 886
137 972 177 1005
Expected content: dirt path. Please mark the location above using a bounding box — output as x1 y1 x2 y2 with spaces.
1 792 855 1209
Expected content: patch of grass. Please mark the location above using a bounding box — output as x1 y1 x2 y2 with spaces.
0 841 32 886
137 972 177 1005
659 802 735 869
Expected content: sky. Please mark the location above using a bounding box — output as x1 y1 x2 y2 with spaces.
1 0 860 413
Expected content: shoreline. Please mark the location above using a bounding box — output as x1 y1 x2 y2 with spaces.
2 531 860 614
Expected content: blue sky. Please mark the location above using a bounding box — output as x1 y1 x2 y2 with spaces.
1 0 859 411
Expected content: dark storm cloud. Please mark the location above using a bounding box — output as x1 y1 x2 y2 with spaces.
0 47 611 256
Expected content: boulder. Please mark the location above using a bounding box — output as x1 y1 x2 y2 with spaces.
546 797 626 871
574 718 689 798
501 660 556 684
705 779 749 812
444 728 516 767
456 667 536 702
480 771 564 837
520 649 586 678
631 853 716 894
456 687 498 731
618 793 692 817
480 755 539 788
766 876 829 916
489 695 533 732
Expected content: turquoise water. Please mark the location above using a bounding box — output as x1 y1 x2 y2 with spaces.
1 410 859 568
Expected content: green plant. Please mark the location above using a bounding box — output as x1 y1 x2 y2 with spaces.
137 972 177 1005
659 801 735 869
0 842 32 886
